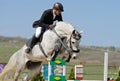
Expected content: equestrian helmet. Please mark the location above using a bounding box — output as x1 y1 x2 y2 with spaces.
53 2 64 12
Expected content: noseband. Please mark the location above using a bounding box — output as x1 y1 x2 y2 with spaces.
53 29 81 53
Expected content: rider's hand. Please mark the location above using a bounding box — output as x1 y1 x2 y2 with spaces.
49 24 56 30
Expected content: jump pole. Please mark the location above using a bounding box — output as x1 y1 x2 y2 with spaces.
103 52 108 81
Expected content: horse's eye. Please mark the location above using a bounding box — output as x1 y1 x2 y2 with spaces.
72 42 75 44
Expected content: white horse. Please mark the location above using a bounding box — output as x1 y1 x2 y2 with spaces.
0 22 82 81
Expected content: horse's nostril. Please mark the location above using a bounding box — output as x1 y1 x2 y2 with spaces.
73 57 77 59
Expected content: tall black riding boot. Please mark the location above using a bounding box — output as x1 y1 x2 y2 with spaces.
25 35 39 53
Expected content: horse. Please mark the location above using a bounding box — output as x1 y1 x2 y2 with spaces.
0 22 82 81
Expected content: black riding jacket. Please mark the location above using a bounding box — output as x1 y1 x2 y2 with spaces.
33 9 63 29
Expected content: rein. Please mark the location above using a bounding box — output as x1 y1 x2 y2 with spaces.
52 29 72 53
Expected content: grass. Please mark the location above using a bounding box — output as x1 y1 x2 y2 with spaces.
66 63 118 80
0 41 24 63
83 64 104 80
66 63 104 80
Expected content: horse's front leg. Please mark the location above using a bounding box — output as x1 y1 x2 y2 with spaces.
51 43 62 61
51 50 60 61
65 53 72 62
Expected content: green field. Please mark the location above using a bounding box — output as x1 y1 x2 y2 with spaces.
0 41 25 62
0 36 120 80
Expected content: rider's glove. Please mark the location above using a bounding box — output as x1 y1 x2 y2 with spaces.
49 24 56 30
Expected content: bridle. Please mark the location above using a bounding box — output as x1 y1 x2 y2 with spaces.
53 29 81 53
53 29 81 62
69 30 81 53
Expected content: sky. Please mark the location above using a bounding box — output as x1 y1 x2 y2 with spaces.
0 0 120 47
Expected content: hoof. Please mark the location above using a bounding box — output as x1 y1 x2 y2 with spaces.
46 57 51 62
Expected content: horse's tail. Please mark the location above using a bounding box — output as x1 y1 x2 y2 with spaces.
0 51 18 81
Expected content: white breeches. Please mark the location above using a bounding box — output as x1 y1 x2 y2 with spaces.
35 27 42 38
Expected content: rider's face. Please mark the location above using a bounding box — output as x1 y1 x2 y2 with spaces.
53 9 61 16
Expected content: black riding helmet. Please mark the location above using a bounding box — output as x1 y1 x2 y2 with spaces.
53 2 64 12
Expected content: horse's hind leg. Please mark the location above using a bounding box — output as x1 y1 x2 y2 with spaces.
23 63 42 81
14 64 26 81
0 64 15 81
14 70 22 81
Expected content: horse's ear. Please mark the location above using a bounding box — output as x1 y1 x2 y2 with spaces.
79 30 84 34
72 30 76 34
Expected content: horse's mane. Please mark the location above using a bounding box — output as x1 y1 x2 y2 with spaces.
55 22 75 35
42 21 75 45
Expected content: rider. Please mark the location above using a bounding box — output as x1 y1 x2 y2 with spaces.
25 2 64 53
